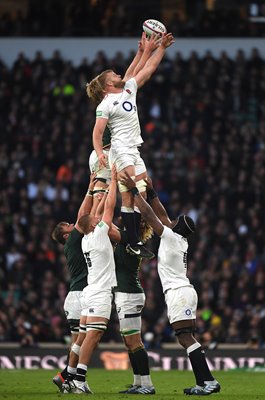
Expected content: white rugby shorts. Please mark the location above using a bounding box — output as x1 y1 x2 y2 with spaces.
109 146 146 175
64 291 83 320
81 286 113 319
165 286 198 324
89 149 111 180
114 292 145 332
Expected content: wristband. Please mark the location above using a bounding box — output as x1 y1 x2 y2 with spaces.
147 187 157 200
86 190 94 197
130 187 139 197
93 189 107 194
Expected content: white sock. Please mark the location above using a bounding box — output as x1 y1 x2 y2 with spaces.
205 379 218 385
141 375 153 387
133 374 141 386
67 366 76 375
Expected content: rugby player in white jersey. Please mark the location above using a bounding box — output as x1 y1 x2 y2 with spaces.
86 32 174 260
120 173 221 396
51 173 96 391
63 166 117 394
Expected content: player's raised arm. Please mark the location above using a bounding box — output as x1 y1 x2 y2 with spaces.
102 166 117 227
123 33 159 81
120 172 164 237
145 176 172 227
75 172 96 225
123 33 145 81
132 33 160 78
134 33 174 89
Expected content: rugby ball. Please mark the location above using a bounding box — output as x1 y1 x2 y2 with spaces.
143 19 167 37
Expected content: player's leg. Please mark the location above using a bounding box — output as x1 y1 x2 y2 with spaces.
166 287 220 396
118 164 140 248
53 291 82 391
52 331 78 391
70 288 112 394
109 146 153 259
115 292 155 394
89 149 111 216
66 316 87 378
70 316 107 393
133 153 150 247
134 171 147 235
128 151 153 258
122 334 155 395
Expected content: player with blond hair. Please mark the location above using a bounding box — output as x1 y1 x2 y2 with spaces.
86 32 174 260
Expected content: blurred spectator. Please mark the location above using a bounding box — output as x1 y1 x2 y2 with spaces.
0 1 265 38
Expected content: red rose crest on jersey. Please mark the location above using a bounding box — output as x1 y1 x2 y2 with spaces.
126 89 132 94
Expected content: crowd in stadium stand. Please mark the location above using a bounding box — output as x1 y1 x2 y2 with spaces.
0 45 265 349
0 0 264 38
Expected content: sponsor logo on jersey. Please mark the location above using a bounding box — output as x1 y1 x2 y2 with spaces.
65 311 69 317
113 101 119 105
98 221 104 227
96 110 103 116
122 101 133 112
136 305 143 311
89 308 94 313
185 308 192 316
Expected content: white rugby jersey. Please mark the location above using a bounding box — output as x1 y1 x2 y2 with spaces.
158 226 193 293
96 78 143 150
81 221 117 290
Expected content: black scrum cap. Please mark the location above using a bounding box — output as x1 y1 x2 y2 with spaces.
172 215 196 238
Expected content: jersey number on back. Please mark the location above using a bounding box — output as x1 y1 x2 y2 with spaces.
84 252 92 269
183 252 187 269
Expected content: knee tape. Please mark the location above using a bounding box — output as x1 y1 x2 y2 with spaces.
119 315 141 336
120 328 141 337
175 326 193 337
79 324 86 334
136 179 147 193
68 319 79 334
71 343 80 356
86 321 107 332
118 176 135 193
121 206 134 213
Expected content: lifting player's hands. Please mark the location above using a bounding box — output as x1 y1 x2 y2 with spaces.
119 171 136 191
144 175 154 191
88 172 97 190
90 172 97 183
98 152 108 168
160 33 175 48
111 164 117 183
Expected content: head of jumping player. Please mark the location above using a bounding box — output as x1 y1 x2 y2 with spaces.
86 70 125 104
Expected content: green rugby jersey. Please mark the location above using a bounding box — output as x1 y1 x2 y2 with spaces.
113 230 144 293
64 228 87 291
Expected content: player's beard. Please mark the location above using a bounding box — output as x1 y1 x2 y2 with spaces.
113 80 125 89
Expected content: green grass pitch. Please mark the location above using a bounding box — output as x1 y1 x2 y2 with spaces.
0 369 265 399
